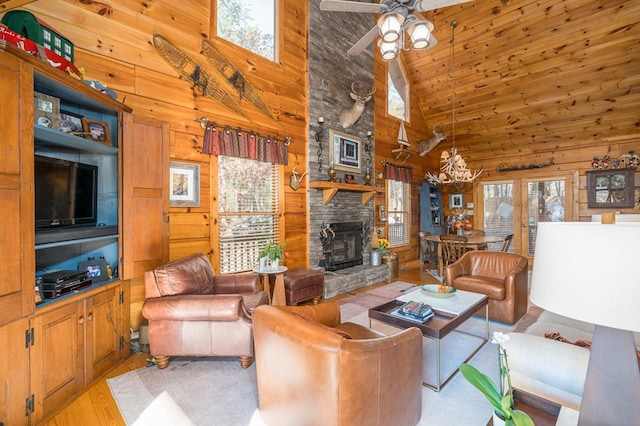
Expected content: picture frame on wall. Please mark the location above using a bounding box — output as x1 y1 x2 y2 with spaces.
586 168 635 208
329 129 362 173
450 193 465 209
34 92 60 128
170 161 201 207
82 118 112 146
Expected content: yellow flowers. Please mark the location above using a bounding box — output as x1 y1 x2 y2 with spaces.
378 238 391 254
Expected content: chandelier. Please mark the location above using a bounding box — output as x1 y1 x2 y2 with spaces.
426 21 482 185
377 9 437 61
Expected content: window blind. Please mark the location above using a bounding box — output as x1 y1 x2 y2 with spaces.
218 156 280 273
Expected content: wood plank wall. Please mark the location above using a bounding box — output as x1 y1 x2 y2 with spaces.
1 0 308 329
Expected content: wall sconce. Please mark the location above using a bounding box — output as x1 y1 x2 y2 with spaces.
315 117 325 173
365 131 373 170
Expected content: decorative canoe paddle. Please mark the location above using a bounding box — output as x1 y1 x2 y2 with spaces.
201 38 277 122
152 34 249 120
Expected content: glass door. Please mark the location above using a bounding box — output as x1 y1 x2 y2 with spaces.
476 173 574 259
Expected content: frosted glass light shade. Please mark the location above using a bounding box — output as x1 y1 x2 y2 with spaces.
530 222 640 332
378 39 398 60
378 13 404 43
408 20 434 49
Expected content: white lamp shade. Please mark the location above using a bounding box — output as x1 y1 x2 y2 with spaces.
378 13 404 43
408 20 434 49
530 222 640 332
378 39 398 60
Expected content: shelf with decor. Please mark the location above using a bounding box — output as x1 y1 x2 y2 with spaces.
309 181 384 205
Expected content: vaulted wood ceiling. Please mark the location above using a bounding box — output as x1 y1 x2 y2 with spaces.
397 0 639 172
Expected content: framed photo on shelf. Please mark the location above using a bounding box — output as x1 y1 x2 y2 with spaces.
170 161 201 207
450 193 465 209
329 129 362 173
58 110 85 136
34 92 60 128
586 168 635 208
82 118 112 146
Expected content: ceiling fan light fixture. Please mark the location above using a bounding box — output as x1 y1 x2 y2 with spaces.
378 12 404 43
378 38 398 60
407 20 433 50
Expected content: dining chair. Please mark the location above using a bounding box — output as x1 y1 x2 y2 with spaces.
439 234 468 268
501 234 514 252
419 231 437 271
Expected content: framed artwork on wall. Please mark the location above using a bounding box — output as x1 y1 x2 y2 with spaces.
329 129 362 173
170 161 201 207
586 168 635 208
450 193 465 209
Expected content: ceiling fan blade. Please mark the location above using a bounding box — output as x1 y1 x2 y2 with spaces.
320 0 388 14
347 26 380 55
413 0 474 12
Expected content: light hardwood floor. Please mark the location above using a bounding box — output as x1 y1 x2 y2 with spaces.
43 262 438 425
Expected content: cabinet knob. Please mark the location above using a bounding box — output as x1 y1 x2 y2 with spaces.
87 312 93 321
78 316 84 324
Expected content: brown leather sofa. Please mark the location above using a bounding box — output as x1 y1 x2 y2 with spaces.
444 251 529 324
142 253 269 369
253 302 423 426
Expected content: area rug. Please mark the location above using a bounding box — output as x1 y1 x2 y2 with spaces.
108 279 531 425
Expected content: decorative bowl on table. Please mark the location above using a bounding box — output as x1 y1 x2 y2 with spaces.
421 284 457 298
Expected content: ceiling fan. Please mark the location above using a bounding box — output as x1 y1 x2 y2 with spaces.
319 0 473 59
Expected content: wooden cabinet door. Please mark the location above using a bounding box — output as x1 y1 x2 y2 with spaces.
120 114 170 279
0 318 30 425
84 286 122 384
30 302 84 423
0 52 35 326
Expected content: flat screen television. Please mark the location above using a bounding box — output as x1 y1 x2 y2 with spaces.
34 155 98 229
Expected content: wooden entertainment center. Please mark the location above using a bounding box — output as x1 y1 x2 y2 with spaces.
0 42 169 424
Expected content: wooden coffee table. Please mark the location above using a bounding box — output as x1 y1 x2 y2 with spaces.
369 288 488 391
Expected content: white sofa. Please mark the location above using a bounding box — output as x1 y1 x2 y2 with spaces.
503 310 640 411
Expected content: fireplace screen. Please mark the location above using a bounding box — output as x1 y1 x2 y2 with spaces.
320 222 363 271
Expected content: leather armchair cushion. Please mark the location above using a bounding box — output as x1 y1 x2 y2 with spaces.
152 253 216 296
452 275 505 299
142 294 248 321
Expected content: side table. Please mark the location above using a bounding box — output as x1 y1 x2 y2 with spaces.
253 266 288 306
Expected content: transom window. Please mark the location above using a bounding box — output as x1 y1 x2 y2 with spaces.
218 156 281 273
216 0 276 61
387 60 409 121
387 179 410 247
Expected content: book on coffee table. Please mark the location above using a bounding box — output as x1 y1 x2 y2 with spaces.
390 301 434 324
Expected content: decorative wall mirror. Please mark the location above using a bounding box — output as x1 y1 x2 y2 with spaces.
586 168 635 208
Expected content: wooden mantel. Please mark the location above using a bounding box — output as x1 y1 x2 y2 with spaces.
309 181 384 205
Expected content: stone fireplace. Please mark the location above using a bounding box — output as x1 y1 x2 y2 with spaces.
319 221 364 271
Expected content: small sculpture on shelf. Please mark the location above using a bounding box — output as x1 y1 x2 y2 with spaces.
327 163 337 182
363 167 372 186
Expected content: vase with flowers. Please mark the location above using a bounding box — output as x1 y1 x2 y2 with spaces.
460 332 534 426
451 209 471 235
257 240 288 271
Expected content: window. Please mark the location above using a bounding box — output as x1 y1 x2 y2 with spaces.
387 60 408 121
218 156 281 273
387 179 410 247
216 0 276 61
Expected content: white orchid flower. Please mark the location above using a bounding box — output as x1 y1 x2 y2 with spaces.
491 331 510 346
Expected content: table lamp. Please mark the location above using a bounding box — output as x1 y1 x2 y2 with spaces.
530 221 640 425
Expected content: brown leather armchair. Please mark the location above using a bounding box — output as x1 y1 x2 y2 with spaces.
142 253 269 369
445 251 529 324
253 302 423 426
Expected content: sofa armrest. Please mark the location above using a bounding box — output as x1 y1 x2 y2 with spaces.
142 294 249 321
213 273 260 294
444 256 470 284
503 332 589 409
275 301 342 327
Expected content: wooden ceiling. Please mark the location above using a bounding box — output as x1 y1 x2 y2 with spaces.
397 0 639 171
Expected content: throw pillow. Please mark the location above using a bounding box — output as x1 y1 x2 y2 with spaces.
292 311 352 339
